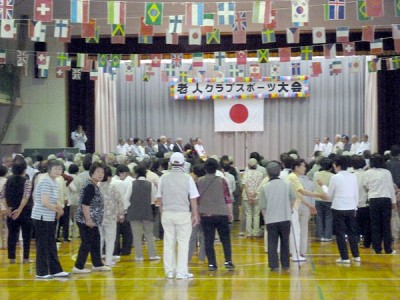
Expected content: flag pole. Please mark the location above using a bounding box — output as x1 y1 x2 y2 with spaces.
244 131 248 167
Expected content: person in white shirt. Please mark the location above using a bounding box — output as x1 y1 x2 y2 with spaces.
279 155 294 180
222 164 236 200
157 152 199 279
362 154 397 254
286 159 321 262
350 135 360 155
323 137 333 155
312 137 325 156
71 125 88 154
126 138 134 156
111 165 134 255
357 134 371 155
333 134 344 154
350 155 371 249
194 138 206 158
319 155 360 264
66 164 83 239
25 157 38 181
116 138 128 155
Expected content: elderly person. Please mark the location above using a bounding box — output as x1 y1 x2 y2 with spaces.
350 136 360 155
350 155 370 248
333 134 344 154
157 135 170 156
286 159 321 262
357 134 371 155
319 156 360 264
189 164 206 262
259 162 296 271
0 157 32 264
25 157 38 181
112 164 134 256
126 165 160 261
194 137 206 158
0 165 8 249
73 162 111 274
157 152 199 279
98 166 125 266
116 138 128 155
66 164 83 239
242 158 263 237
197 158 235 271
2 155 13 176
313 158 335 242
144 137 157 157
71 125 88 154
362 154 397 254
172 138 185 153
31 159 69 279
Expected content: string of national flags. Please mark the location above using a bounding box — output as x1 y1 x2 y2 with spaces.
0 0 400 80
2 44 399 82
0 0 400 43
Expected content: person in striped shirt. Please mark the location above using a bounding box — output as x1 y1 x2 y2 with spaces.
32 159 70 279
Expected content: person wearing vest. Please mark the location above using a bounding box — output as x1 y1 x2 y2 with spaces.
126 165 160 261
156 152 199 279
197 158 235 272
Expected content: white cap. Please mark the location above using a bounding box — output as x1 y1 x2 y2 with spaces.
170 152 185 165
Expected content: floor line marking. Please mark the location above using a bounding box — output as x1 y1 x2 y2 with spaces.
1 277 400 282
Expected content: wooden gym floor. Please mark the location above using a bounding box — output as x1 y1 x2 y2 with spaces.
0 222 400 300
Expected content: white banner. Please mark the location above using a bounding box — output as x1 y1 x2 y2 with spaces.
170 76 310 100
214 100 264 132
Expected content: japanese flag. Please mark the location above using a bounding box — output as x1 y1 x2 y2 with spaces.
214 100 264 132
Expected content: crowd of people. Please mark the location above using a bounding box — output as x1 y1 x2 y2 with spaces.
0 132 399 278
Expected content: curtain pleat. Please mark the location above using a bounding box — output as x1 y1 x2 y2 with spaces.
107 56 370 169
95 70 118 153
364 56 378 153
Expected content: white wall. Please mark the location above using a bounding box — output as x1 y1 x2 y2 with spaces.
1 38 67 150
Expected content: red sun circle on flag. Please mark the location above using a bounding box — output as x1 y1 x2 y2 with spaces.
192 32 198 39
316 31 322 38
229 104 248 124
5 24 11 32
